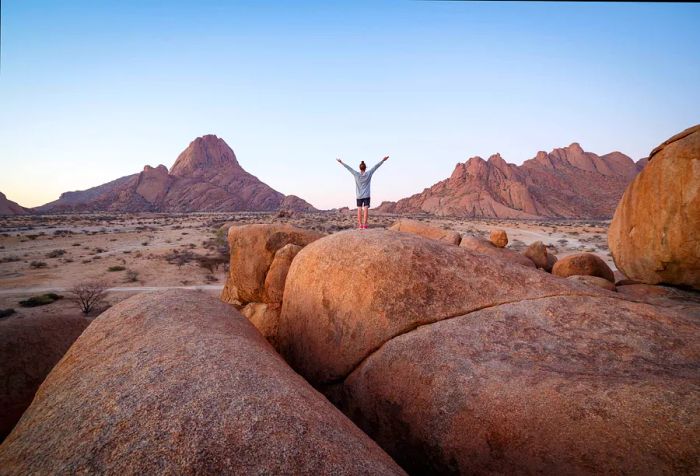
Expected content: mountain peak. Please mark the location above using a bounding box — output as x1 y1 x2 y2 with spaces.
567 142 583 152
170 135 240 177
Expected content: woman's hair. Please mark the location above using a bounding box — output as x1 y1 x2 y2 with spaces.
359 161 366 172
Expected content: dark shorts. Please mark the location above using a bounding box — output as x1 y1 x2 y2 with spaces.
356 197 370 208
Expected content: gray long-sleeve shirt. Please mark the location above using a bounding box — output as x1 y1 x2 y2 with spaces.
341 160 384 199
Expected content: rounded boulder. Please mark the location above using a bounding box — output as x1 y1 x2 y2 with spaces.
0 290 404 476
523 240 556 271
608 124 700 289
489 229 508 248
552 252 615 282
278 229 605 385
341 295 700 474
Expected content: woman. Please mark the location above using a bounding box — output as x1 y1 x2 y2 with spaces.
337 156 389 229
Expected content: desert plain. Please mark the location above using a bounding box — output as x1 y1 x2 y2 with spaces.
0 211 612 322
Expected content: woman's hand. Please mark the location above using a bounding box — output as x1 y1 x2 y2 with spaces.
336 158 343 164
382 156 390 162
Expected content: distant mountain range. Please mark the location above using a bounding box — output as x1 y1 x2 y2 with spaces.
30 135 315 214
376 143 647 219
1 138 646 218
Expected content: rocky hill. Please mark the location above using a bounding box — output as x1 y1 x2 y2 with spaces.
34 135 316 213
376 143 646 219
0 192 28 216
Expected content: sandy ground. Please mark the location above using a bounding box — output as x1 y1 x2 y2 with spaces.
0 211 614 321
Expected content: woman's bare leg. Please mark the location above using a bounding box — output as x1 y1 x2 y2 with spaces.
357 207 362 228
363 206 369 227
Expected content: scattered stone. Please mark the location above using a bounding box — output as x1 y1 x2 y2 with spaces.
522 240 555 271
489 229 508 248
460 236 535 268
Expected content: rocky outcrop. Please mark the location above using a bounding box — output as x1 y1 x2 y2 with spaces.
221 224 323 344
376 144 644 218
280 195 316 212
34 135 317 213
222 224 323 305
0 192 29 216
340 296 699 475
264 243 304 304
0 315 89 441
388 219 461 245
552 252 615 282
277 230 699 474
0 290 405 475
459 235 536 268
278 230 604 384
608 124 700 290
134 164 172 204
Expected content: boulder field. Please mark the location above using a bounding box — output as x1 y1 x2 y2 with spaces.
609 124 700 289
0 290 404 475
277 230 700 474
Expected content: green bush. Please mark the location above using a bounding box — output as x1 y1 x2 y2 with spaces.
108 265 126 272
30 261 48 269
19 293 63 307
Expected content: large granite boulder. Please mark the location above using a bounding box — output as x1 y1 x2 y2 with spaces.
388 219 461 245
278 230 604 385
460 235 536 268
277 230 700 474
608 124 700 289
0 290 404 475
0 314 89 441
341 296 699 475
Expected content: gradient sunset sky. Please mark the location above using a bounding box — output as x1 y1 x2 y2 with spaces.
1 1 699 209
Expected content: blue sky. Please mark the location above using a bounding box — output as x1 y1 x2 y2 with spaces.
1 1 699 209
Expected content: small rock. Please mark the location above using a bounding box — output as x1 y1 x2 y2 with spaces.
523 241 554 271
489 229 508 248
